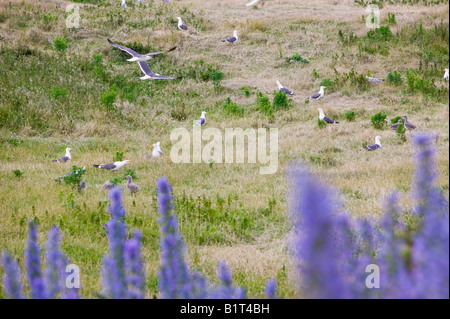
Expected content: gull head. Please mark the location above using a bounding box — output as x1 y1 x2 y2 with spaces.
201 111 207 117
320 86 327 91
375 136 382 144
233 30 238 37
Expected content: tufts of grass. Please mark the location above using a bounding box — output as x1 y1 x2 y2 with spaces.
371 112 388 130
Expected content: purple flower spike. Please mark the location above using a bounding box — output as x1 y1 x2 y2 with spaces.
25 222 48 299
1 251 25 299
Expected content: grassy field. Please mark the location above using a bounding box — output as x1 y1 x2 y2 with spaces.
0 0 448 298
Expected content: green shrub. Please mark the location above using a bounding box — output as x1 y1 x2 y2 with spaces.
318 119 327 129
345 111 356 122
93 53 103 64
50 87 67 100
210 71 223 90
286 53 310 64
123 169 137 181
256 92 273 115
13 169 23 178
396 122 407 142
273 91 289 109
320 78 334 88
113 151 124 162
63 166 86 188
222 97 244 116
386 13 396 25
371 112 387 129
366 26 393 42
110 177 122 186
101 90 117 107
387 71 402 84
390 116 402 124
53 37 68 51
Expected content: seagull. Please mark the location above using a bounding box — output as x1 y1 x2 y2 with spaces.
443 69 449 81
138 61 176 80
121 0 127 8
78 180 86 193
402 115 416 130
108 39 177 62
366 76 385 84
246 0 260 6
276 80 294 96
126 175 141 194
93 160 130 170
146 142 163 159
222 30 238 44
194 111 207 126
102 181 116 190
390 119 403 131
308 86 327 100
52 148 71 163
318 108 339 124
364 136 382 151
177 17 188 30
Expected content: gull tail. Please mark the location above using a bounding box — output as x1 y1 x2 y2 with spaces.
93 164 100 168
52 160 58 163
166 46 177 53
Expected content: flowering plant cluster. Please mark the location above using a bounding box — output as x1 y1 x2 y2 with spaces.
1 134 448 298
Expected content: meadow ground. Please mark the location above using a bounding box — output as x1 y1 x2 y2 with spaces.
0 0 448 298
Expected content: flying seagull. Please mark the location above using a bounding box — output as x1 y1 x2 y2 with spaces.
126 175 141 194
102 180 116 191
138 61 176 80
78 180 86 193
366 76 385 84
194 111 207 127
108 39 176 62
93 160 130 171
318 108 339 124
121 0 127 8
246 0 261 6
146 142 163 159
52 148 71 163
364 136 382 151
308 86 326 100
177 17 188 30
443 69 449 81
222 30 238 44
276 80 294 96
390 119 403 131
402 115 416 130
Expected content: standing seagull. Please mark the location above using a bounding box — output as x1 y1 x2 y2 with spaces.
364 136 382 151
318 108 339 124
276 80 294 96
126 175 141 194
308 86 327 100
108 39 176 62
402 115 416 130
121 0 127 8
366 76 385 84
177 17 188 30
138 61 176 80
78 180 86 193
443 69 449 81
390 119 403 131
146 142 163 159
52 148 72 163
93 160 130 171
194 111 207 127
222 30 239 44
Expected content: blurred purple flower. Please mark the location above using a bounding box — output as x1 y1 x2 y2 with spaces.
1 251 25 299
124 230 145 299
25 221 48 299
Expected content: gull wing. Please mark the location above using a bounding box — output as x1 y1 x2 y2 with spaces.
108 39 141 57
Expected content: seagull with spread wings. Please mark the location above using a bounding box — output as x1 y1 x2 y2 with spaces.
138 61 176 80
108 39 176 62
